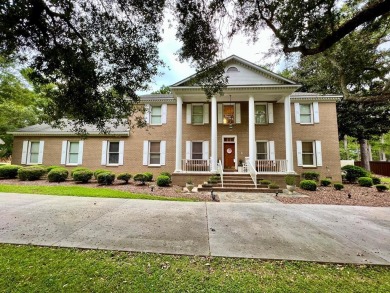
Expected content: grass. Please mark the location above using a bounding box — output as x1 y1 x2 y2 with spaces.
0 244 389 292
0 184 194 202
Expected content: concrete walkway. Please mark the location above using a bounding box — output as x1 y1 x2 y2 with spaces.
0 192 389 265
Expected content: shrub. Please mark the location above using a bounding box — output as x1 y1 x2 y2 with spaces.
259 179 271 185
285 175 296 186
375 184 389 192
18 166 47 181
71 167 90 177
72 170 93 183
160 172 171 179
47 168 69 182
269 183 279 189
156 175 170 187
117 173 132 184
134 173 146 184
300 180 317 191
144 172 153 182
94 169 108 180
341 165 370 183
371 177 381 185
334 183 344 190
97 172 116 185
320 179 332 187
208 175 219 184
46 165 62 173
358 177 373 187
301 172 320 182
0 165 21 179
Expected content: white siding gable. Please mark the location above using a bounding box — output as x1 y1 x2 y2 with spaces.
224 63 280 85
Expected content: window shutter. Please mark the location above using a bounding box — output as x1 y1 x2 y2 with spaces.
143 141 148 165
38 141 44 164
218 104 223 123
144 104 150 124
186 141 191 160
203 141 209 160
61 141 67 164
118 140 124 165
78 140 84 165
268 103 274 123
235 103 241 124
203 103 209 124
101 141 108 165
296 140 303 166
313 102 319 123
186 104 192 124
269 141 275 161
161 104 167 124
21 140 28 164
294 103 301 123
160 141 166 165
315 141 322 166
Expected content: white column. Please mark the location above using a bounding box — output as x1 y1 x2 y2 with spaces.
284 95 294 172
248 96 256 167
211 96 218 172
175 96 183 172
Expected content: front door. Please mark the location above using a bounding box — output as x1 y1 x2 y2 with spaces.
224 143 235 170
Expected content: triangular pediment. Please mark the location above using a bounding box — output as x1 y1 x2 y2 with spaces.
171 55 297 87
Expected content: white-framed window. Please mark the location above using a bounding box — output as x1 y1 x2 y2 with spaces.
100 141 124 166
61 140 84 165
185 141 209 160
256 141 275 160
145 104 167 125
21 140 44 165
186 103 209 125
191 142 203 159
143 140 166 166
255 104 267 124
294 102 319 124
218 103 241 124
296 140 322 167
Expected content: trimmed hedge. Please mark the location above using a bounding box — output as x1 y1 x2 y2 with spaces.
72 170 93 183
375 184 389 192
300 180 317 191
358 177 373 187
144 172 153 182
160 171 171 179
269 183 279 189
371 177 381 185
117 173 132 184
71 167 90 177
301 172 320 182
18 166 47 181
285 175 296 186
134 173 146 184
97 172 116 185
259 179 271 185
0 165 21 179
341 165 370 183
46 165 62 173
208 175 219 184
94 169 108 180
334 183 344 190
156 175 170 187
48 168 69 182
320 179 332 187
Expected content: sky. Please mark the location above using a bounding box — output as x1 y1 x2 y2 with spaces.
141 17 280 94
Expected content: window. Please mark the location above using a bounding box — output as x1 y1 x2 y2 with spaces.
22 140 44 165
255 104 267 124
227 66 239 72
192 142 203 159
218 103 241 124
296 140 322 167
295 102 319 124
300 104 312 123
192 105 203 124
100 141 124 166
67 142 79 164
28 142 40 164
108 142 119 164
149 141 160 165
61 140 83 165
150 106 162 125
256 142 268 160
223 104 235 124
302 142 314 165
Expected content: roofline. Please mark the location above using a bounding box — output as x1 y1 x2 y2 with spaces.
172 84 301 90
8 132 130 137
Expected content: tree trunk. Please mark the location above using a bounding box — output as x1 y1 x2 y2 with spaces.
359 138 370 171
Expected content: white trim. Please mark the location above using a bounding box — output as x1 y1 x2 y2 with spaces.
160 141 166 165
101 141 108 165
294 103 300 123
21 140 28 164
296 140 303 166
203 103 209 124
222 135 237 169
269 141 275 161
78 140 84 165
235 103 241 124
161 104 167 124
118 140 124 165
186 141 191 160
315 141 322 166
144 104 150 124
37 141 44 164
61 141 67 165
186 104 192 124
313 102 319 123
142 141 148 166
218 104 223 124
268 103 274 123
203 141 209 160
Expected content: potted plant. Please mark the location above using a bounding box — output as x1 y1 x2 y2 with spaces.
285 175 296 194
186 178 194 192
237 159 243 172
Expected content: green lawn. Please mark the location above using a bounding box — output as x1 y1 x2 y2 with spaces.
0 244 388 292
0 184 194 201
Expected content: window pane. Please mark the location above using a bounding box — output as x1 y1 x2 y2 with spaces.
150 154 160 164
30 153 39 163
109 153 119 164
300 104 311 114
69 142 79 153
302 142 313 152
151 106 161 115
109 142 119 152
255 105 267 124
193 105 203 115
192 115 203 124
257 142 267 153
151 116 161 124
223 105 235 124
30 142 40 153
150 142 160 152
300 115 312 123
303 154 314 165
192 142 202 153
69 153 79 164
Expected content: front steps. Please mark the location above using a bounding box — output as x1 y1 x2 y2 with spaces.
197 173 282 193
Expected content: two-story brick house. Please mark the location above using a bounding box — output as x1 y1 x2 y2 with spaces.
10 55 342 187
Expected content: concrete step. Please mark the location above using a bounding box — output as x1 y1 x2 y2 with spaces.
198 187 282 193
223 179 254 184
216 183 256 188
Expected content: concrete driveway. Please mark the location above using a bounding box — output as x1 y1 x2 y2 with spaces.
0 192 389 265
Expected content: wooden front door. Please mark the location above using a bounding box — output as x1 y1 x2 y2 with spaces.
224 143 235 169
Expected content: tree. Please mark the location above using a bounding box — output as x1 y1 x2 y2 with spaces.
151 85 172 94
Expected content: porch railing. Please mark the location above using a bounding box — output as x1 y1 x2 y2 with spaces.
217 159 223 187
246 158 257 188
256 160 287 173
182 159 210 172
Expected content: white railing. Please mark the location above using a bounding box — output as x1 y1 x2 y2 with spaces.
246 158 257 188
256 160 287 173
217 159 223 187
182 159 210 172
